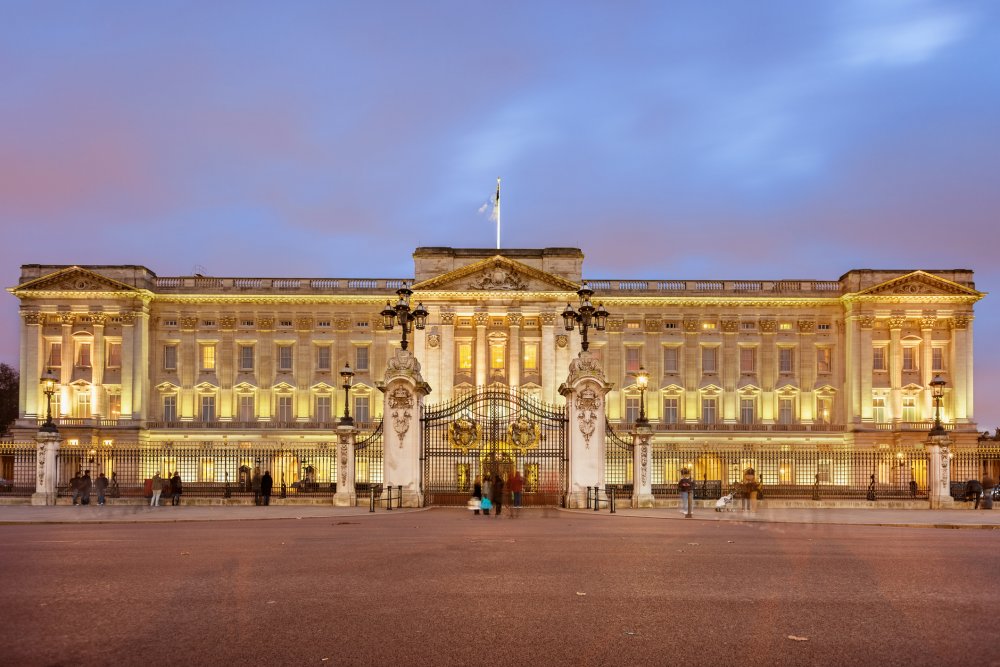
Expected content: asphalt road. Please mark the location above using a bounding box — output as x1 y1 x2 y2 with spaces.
2 509 997 667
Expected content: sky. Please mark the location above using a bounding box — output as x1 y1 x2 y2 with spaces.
1 0 999 426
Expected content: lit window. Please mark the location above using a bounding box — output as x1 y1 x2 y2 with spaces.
278 345 294 372
739 347 755 373
490 343 505 370
108 394 122 420
817 347 832 373
702 322 716 330
458 343 472 371
779 348 794 373
779 322 793 331
902 396 917 422
106 342 122 369
201 345 216 371
872 347 886 371
817 398 832 424
663 347 679 373
523 343 537 371
316 346 331 371
75 391 91 418
872 397 886 422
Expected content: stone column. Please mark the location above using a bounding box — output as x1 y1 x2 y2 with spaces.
759 319 776 423
20 311 44 418
378 348 431 507
926 433 954 509
439 312 455 402
721 320 738 423
559 350 613 508
541 313 557 404
888 315 904 422
91 313 106 417
32 430 61 506
950 315 971 422
60 314 74 416
474 312 488 387
334 424 356 507
508 313 521 388
920 314 934 420
631 425 653 508
859 315 874 422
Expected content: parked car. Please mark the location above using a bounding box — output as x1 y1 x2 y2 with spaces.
0 478 13 492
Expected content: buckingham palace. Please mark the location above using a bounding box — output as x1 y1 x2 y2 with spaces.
4 247 996 508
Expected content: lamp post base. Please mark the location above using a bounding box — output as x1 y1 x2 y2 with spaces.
31 492 57 506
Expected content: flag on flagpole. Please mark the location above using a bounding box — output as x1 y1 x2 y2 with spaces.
492 177 500 249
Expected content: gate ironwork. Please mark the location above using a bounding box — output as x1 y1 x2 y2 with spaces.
354 420 384 497
605 419 633 494
421 386 567 506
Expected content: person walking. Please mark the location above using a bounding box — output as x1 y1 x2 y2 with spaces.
678 468 692 515
261 471 273 506
95 472 109 506
481 475 492 516
742 467 757 512
509 470 524 512
79 470 93 506
252 469 262 506
70 471 82 506
171 472 182 506
965 479 984 509
150 471 163 507
471 476 483 515
491 472 505 517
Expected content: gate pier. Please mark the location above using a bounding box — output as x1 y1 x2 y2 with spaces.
560 350 613 509
378 348 431 508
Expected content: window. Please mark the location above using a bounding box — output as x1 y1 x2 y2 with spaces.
47 342 62 368
702 322 716 331
778 398 794 425
108 394 121 419
490 343 505 370
817 323 831 331
315 395 332 423
106 342 122 369
902 396 917 422
872 347 886 371
872 397 886 422
779 348 794 373
276 395 293 422
739 347 756 373
77 341 92 367
279 320 293 328
458 343 472 371
317 320 331 328
523 343 538 372
626 321 641 330
779 322 793 331
75 391 91 418
241 319 255 327
355 346 370 372
316 346 332 371
239 345 254 371
235 394 253 422
902 347 916 371
741 321 756 331
200 344 216 371
701 397 718 425
163 395 177 422
702 347 718 373
200 395 216 422
817 347 832 373
664 322 678 330
278 345 294 372
164 345 178 371
662 397 678 424
625 347 641 373
817 398 832 424
740 398 755 425
625 397 640 424
663 347 679 373
932 347 944 371
164 319 178 327
354 395 370 423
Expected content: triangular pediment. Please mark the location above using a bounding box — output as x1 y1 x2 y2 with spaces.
12 266 140 295
854 271 982 298
411 255 579 292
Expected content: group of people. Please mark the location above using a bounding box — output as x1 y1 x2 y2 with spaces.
251 470 275 505
964 476 996 510
470 470 524 517
149 472 183 507
69 470 110 506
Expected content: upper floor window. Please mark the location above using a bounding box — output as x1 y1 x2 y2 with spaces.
457 342 472 371
523 343 538 372
702 347 718 373
316 345 332 371
739 347 755 373
200 344 216 371
902 347 917 371
238 394 255 422
200 394 216 422
315 395 332 423
932 347 945 371
355 346 370 372
163 345 178 371
74 390 91 418
276 395 293 422
163 395 177 422
778 398 794 425
47 342 62 368
106 342 122 369
817 397 832 424
741 321 756 331
624 397 640 424
778 348 794 373
872 347 887 371
354 395 370 423
490 343 505 370
277 345 294 372
740 398 755 425
902 396 917 422
108 394 122 419
663 347 679 373
625 347 641 373
872 396 886 422
817 323 832 331
239 345 255 371
662 397 678 424
817 347 832 374
701 397 718 425
76 341 92 368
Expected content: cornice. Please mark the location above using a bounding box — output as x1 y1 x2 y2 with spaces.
10 289 154 303
841 294 982 305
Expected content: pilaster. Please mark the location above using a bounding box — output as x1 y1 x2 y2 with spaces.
559 350 612 508
631 426 653 508
508 313 521 388
20 311 43 418
920 315 934 420
474 311 488 387
32 430 61 505
926 434 955 509
439 312 455 402
541 313 557 404
334 424 357 506
378 348 431 507
888 316 903 422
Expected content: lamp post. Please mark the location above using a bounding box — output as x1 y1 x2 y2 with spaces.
929 375 947 437
40 368 58 433
561 281 610 352
380 282 429 351
340 362 355 426
633 365 649 427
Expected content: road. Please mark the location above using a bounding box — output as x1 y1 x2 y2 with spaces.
1 509 997 666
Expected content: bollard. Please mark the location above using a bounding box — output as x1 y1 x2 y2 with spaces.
370 487 375 513
397 485 403 508
586 486 592 510
608 485 616 514
593 484 600 512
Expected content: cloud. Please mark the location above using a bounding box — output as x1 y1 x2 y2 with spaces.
838 1 971 67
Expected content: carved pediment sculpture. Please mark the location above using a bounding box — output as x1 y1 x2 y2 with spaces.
12 266 140 295
469 261 526 291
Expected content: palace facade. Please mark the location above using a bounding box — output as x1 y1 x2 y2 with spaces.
6 247 990 503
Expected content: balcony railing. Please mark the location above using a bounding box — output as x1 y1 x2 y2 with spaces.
611 421 845 433
145 420 378 431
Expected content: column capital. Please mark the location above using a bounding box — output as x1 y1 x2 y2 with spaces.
20 310 45 325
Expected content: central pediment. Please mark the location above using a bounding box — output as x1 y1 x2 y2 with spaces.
852 271 983 299
412 255 580 292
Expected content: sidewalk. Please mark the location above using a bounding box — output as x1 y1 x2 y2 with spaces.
0 503 997 528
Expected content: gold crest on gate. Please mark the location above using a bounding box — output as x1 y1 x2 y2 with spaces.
507 417 540 452
448 417 481 450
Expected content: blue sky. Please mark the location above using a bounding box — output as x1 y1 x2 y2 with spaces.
2 0 999 426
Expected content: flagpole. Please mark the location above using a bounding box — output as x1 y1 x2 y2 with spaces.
495 176 501 250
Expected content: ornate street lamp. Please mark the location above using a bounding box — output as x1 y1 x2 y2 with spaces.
40 368 58 433
929 375 947 437
633 365 650 426
340 362 355 426
561 281 609 352
380 282 428 352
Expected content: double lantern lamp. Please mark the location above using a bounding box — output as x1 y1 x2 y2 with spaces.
561 281 609 352
380 282 428 352
339 362 355 426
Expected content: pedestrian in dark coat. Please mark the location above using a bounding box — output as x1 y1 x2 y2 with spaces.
471 476 482 515
70 471 82 505
95 473 109 506
261 471 273 506
965 479 984 509
491 473 505 517
79 470 92 506
252 470 262 506
171 472 182 506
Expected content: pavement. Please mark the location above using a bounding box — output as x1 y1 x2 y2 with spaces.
0 502 997 528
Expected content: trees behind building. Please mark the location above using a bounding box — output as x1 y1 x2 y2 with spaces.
0 364 18 435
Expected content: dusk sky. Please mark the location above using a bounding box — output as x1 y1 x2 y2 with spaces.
2 1 999 426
